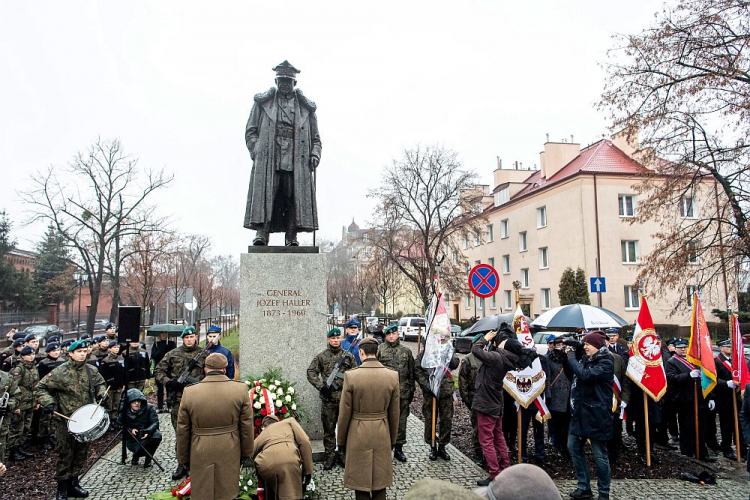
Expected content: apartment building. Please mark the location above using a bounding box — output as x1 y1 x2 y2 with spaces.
452 136 727 326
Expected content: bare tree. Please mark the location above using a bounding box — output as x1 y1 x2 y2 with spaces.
598 0 749 306
23 138 172 333
213 255 240 316
368 145 485 309
365 248 404 316
326 246 357 316
122 232 173 325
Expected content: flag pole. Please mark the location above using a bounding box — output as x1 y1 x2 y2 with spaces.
638 279 652 467
514 286 522 463
729 300 742 462
692 289 701 459
431 396 437 452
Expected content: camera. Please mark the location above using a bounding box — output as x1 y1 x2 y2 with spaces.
562 337 583 349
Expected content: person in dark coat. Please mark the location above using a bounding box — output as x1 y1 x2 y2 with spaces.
738 383 750 473
470 331 519 486
125 341 151 390
117 388 162 467
565 331 614 500
713 339 744 459
519 354 551 465
150 332 177 412
545 337 571 458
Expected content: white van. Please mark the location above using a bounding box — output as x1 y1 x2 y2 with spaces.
398 317 426 341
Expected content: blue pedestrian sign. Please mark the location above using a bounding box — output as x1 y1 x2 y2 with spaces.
590 277 607 293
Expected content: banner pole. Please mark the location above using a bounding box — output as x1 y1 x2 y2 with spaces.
694 382 700 459
517 407 522 463
643 392 651 467
733 388 741 462
431 396 437 451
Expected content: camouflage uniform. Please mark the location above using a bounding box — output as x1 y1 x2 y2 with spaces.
36 356 65 443
458 352 483 456
0 370 19 460
306 344 355 456
8 359 39 448
153 343 207 433
415 350 459 445
37 359 107 480
377 338 415 444
98 353 125 422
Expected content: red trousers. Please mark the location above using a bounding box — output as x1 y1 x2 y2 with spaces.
477 411 510 477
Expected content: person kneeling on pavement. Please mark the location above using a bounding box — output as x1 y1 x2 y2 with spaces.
254 414 313 500
118 388 162 468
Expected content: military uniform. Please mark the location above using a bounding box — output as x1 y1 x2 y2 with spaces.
377 337 414 449
153 343 207 431
254 417 314 500
714 349 744 458
8 357 39 458
665 351 712 459
125 345 150 390
458 352 483 460
99 351 125 423
37 356 107 491
0 370 19 460
36 346 65 449
306 342 355 464
414 349 459 455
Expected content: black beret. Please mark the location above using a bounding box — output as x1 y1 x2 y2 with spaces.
19 346 34 356
12 332 26 341
107 341 119 349
45 342 61 353
12 339 24 348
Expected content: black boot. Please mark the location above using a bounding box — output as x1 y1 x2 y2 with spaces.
428 446 438 461
394 444 407 462
56 480 68 500
69 477 89 498
323 454 336 470
42 437 54 451
171 463 188 480
437 444 451 461
144 455 153 468
19 443 35 458
131 452 141 465
9 446 26 461
336 450 346 467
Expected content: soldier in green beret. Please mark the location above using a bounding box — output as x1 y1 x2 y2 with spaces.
377 324 415 462
37 339 108 500
153 326 208 480
306 327 355 470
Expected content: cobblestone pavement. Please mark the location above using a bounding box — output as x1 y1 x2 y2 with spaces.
82 412 750 500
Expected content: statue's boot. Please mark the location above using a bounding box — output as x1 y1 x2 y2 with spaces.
285 230 298 246
253 227 269 246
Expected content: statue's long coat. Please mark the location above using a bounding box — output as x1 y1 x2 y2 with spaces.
244 87 322 232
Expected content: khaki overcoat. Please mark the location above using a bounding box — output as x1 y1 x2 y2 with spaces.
176 373 254 500
337 358 399 492
253 418 313 500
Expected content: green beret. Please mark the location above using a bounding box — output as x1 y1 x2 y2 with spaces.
384 324 398 335
472 334 484 343
67 339 87 352
180 326 196 338
327 328 342 338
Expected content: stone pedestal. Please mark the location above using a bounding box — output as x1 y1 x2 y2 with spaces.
240 248 327 439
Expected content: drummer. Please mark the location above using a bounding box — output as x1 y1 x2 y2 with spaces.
37 339 108 500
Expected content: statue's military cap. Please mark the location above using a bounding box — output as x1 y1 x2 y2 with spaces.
273 60 300 80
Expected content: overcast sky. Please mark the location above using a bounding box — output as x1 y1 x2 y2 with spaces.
1 0 663 257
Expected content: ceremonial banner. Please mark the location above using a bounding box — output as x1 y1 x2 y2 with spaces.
533 395 550 423
421 276 454 397
688 292 717 398
625 297 667 401
731 313 750 391
504 307 546 409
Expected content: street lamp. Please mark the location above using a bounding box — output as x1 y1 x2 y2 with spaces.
73 272 88 334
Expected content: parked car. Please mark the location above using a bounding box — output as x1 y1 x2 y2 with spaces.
452 328 479 354
22 325 62 347
73 319 110 333
398 317 426 341
450 324 462 337
533 331 569 355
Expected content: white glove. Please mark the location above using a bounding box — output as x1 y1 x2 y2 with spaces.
619 402 627 420
708 400 716 411
690 369 701 378
727 380 737 389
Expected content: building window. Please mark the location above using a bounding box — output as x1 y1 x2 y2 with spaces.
500 219 509 239
494 187 510 207
519 232 528 252
502 255 510 274
488 257 495 269
503 290 512 310
464 293 471 309
479 297 485 310
473 231 481 247
541 288 551 310
521 268 529 289
687 241 699 264
621 240 639 264
487 225 494 243
680 196 696 218
686 285 698 306
490 294 497 309
537 206 547 228
619 195 635 217
462 236 468 250
539 247 549 269
624 286 639 309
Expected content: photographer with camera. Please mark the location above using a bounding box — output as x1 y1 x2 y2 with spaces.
564 331 614 500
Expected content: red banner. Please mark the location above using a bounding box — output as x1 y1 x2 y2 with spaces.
626 297 667 401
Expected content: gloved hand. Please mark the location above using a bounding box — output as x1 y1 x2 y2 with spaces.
303 474 312 488
728 380 737 389
619 402 627 420
690 369 701 378
167 380 183 392
320 386 332 399
708 400 716 411
99 395 109 407
241 456 251 467
42 404 55 415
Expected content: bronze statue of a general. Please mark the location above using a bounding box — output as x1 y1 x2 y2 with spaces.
244 61 322 246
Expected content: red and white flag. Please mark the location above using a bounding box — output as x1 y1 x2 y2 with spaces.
626 297 667 401
731 313 750 392
504 307 547 411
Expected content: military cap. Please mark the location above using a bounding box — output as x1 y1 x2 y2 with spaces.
327 328 342 338
12 339 24 348
23 334 38 343
545 334 558 343
605 328 620 336
68 339 88 352
208 324 221 334
359 337 378 347
61 339 74 348
45 342 61 353
205 353 228 370
384 324 398 335
80 333 91 340
180 326 196 338
105 323 116 330
107 341 119 349
345 318 360 328
93 335 106 343
672 338 688 348
19 346 34 356
626 335 634 342
273 60 300 80
717 339 731 347
47 334 60 343
12 332 26 341
473 334 485 343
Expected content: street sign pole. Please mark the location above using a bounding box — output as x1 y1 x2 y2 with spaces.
595 259 602 307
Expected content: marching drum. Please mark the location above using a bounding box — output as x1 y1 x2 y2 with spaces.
68 404 110 443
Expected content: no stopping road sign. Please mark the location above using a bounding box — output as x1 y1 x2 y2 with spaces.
468 264 500 298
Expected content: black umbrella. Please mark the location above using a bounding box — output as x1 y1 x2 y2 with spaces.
464 313 532 336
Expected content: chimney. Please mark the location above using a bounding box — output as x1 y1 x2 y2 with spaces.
539 140 580 179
